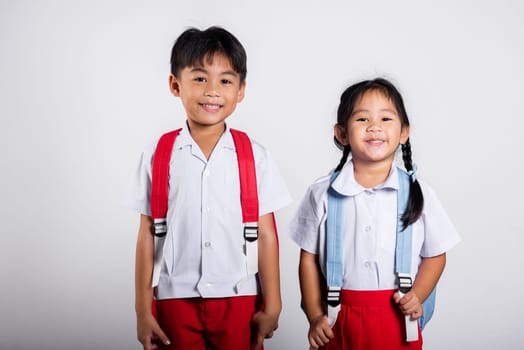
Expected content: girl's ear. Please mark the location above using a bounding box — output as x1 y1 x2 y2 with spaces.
334 124 349 146
400 125 410 144
169 74 181 96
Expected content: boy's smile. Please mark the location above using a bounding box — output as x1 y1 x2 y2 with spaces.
169 53 246 132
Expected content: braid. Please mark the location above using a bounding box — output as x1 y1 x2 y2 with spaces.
400 139 424 228
335 144 351 172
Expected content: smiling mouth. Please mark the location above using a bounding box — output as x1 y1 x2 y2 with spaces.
366 139 385 144
200 103 223 111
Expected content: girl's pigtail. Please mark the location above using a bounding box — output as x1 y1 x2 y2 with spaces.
401 139 424 229
334 144 351 172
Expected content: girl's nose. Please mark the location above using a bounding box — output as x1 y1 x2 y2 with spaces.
367 123 381 132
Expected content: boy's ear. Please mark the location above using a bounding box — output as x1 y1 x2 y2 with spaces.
334 124 349 146
236 80 246 102
169 74 181 96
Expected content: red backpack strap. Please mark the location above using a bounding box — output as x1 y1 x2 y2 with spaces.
230 129 279 246
230 129 259 236
151 128 182 234
150 128 181 287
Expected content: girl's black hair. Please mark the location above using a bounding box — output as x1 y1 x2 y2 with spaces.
170 26 247 83
334 78 424 229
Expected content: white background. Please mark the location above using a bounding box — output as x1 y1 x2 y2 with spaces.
1 1 523 349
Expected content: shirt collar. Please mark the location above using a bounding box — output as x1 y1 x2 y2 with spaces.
331 159 400 196
175 122 234 151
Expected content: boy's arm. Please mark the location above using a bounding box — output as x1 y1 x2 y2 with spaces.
135 214 170 350
395 253 446 319
251 213 281 350
299 249 334 349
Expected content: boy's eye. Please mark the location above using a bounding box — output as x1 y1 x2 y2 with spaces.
382 117 393 121
194 77 207 82
356 117 368 122
221 79 232 85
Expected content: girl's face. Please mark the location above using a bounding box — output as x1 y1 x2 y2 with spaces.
335 89 409 168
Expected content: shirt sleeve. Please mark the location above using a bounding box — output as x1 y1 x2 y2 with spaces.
252 142 292 216
124 143 155 216
287 181 327 254
419 181 462 257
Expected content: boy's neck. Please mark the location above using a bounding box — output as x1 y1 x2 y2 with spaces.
187 121 226 160
352 160 392 189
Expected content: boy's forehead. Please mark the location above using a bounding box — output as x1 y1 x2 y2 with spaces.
191 52 235 70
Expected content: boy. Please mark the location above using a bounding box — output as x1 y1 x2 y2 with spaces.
129 27 291 350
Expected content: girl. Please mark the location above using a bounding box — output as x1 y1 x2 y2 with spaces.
289 78 460 349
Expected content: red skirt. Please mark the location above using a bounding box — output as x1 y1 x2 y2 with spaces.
322 289 423 350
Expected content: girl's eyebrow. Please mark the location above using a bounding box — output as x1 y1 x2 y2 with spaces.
351 108 398 116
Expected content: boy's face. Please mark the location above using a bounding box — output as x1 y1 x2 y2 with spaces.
169 53 245 131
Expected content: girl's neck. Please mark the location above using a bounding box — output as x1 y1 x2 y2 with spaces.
352 159 393 189
187 121 226 160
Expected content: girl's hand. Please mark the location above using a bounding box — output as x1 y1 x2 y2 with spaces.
137 313 170 350
251 310 279 350
394 290 423 320
308 314 334 349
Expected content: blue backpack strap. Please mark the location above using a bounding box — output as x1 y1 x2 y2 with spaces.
326 171 344 326
396 167 436 337
395 168 420 341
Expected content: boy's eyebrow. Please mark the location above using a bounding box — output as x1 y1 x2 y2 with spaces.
189 67 239 77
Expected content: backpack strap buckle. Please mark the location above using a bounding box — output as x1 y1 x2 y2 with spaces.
326 286 342 307
153 218 167 237
398 273 413 294
243 222 258 242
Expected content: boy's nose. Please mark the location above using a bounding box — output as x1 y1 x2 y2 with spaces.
205 90 220 97
204 80 220 97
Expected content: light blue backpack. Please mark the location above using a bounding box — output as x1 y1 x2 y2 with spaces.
326 167 436 341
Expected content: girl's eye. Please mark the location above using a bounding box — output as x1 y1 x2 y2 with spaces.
356 117 368 122
382 117 393 121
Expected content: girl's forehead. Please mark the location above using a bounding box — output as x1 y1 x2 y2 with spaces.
354 89 396 109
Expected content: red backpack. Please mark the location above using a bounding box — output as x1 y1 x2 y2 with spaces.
149 128 263 288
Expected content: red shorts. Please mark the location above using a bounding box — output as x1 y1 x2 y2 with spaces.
322 289 423 350
156 295 262 350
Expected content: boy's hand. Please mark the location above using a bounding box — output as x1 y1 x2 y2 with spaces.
393 290 423 320
251 310 279 350
307 314 334 349
137 313 170 350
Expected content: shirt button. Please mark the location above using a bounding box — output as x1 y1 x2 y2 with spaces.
203 169 210 177
364 225 372 232
204 241 211 248
364 261 371 268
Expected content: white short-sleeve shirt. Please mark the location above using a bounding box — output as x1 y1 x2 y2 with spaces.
127 125 291 299
288 160 461 290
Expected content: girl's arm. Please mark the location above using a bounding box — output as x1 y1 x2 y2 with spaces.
299 249 334 349
395 253 446 319
135 214 170 350
251 213 282 350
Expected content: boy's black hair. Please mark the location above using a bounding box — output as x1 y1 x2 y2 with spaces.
170 26 247 83
333 78 424 228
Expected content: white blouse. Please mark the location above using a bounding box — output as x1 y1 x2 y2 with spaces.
288 160 461 290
